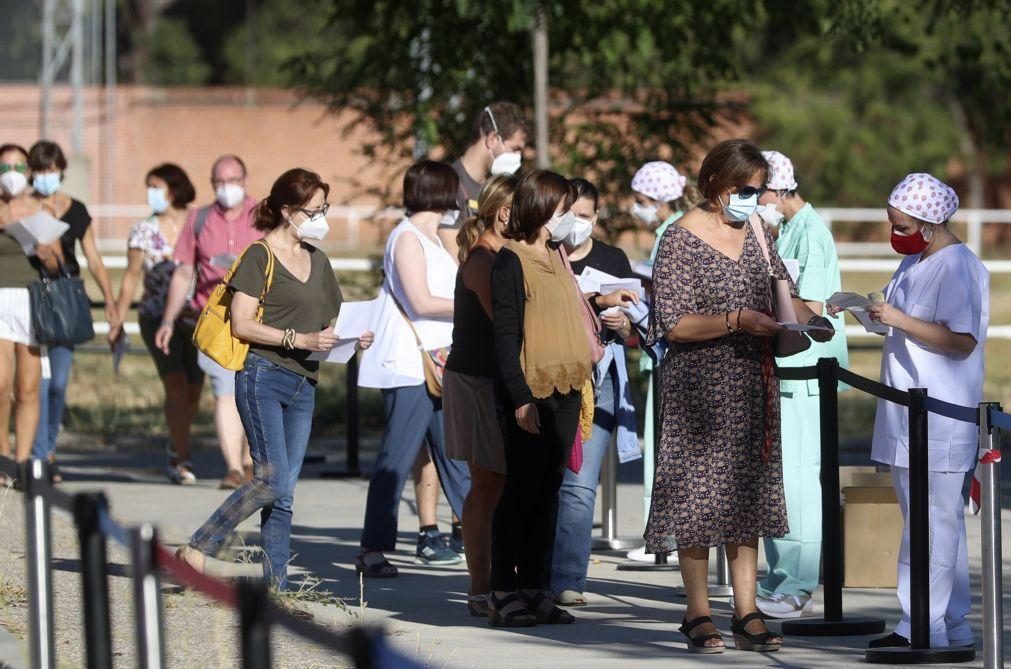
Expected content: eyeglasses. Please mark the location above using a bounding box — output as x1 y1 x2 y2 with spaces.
211 176 244 187
736 185 767 199
298 202 329 218
0 163 27 174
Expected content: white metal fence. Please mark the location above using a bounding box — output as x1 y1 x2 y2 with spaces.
81 205 1011 340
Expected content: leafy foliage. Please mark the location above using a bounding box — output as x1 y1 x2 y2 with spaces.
142 16 212 85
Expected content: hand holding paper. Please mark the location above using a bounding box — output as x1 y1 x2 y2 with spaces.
4 211 69 255
310 298 380 364
827 291 888 334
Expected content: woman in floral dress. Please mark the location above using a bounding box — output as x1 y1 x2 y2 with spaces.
110 164 205 484
646 139 834 654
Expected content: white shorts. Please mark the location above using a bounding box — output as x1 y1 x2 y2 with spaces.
0 287 36 346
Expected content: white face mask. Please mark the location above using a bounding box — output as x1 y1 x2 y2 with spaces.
0 171 27 197
631 201 659 225
490 150 521 176
545 210 576 243
757 203 785 227
215 183 245 209
147 187 169 214
564 215 594 249
440 209 460 228
293 212 330 241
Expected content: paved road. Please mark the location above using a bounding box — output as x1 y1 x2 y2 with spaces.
0 444 1008 668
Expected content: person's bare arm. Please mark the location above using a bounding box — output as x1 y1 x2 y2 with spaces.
666 310 783 343
394 233 454 318
869 302 976 357
153 264 195 354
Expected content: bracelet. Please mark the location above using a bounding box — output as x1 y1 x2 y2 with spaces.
736 308 743 331
725 311 734 333
282 329 296 350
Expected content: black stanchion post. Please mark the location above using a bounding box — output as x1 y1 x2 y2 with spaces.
74 492 113 669
129 524 165 669
866 388 974 664
319 353 363 479
238 580 271 669
783 358 884 636
618 360 675 572
24 459 56 669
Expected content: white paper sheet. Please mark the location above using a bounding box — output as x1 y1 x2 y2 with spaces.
783 259 800 284
849 307 889 334
779 322 834 333
827 291 873 310
577 266 644 299
4 211 69 254
309 298 380 364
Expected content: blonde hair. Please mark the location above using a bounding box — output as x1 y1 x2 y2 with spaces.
456 173 518 263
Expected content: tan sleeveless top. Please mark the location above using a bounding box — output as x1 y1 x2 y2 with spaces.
507 240 592 399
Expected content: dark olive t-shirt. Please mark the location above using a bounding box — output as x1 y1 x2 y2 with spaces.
229 242 342 381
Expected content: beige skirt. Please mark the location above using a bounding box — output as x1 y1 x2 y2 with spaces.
443 368 506 474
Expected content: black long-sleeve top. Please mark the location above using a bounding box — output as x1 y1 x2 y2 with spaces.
491 246 534 410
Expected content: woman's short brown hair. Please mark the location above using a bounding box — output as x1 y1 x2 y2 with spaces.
147 163 196 208
403 160 459 214
505 169 576 243
253 168 329 232
698 139 769 204
27 140 68 173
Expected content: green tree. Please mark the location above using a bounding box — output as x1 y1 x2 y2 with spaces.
141 16 212 84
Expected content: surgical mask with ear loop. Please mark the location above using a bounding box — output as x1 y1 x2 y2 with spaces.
291 211 330 241
485 107 522 176
564 215 594 249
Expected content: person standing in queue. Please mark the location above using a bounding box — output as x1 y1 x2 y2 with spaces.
550 177 642 606
443 174 517 616
0 143 59 484
860 174 987 650
156 155 260 489
110 164 205 485
647 139 833 653
28 140 120 478
176 168 373 591
356 160 471 577
488 170 591 627
752 150 849 618
437 102 529 259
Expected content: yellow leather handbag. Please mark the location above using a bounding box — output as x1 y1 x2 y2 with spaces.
192 241 275 371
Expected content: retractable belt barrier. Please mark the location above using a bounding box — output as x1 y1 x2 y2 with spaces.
0 457 421 669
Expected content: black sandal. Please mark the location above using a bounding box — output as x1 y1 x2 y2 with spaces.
731 612 782 652
521 590 575 625
355 553 398 578
488 592 537 627
679 615 725 654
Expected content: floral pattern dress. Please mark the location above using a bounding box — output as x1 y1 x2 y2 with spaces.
645 221 793 549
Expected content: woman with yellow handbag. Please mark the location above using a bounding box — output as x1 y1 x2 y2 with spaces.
176 168 373 590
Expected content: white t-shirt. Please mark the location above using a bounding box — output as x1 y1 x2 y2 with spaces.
358 219 456 389
871 243 989 473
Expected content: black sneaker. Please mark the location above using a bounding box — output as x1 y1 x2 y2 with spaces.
450 525 465 554
415 529 463 565
868 632 910 649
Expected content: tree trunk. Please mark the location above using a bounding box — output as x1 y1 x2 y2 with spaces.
532 2 549 168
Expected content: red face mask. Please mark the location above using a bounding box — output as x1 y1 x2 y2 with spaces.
890 227 930 255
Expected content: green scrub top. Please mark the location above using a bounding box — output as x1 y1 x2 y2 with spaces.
774 203 849 394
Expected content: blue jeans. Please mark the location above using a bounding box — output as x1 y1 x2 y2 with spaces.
32 344 74 460
360 383 470 551
189 354 315 589
551 369 615 594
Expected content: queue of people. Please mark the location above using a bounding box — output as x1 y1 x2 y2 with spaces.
0 119 989 655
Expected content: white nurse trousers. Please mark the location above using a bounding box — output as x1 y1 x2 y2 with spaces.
892 467 973 647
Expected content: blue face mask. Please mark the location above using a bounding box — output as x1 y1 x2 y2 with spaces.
147 187 169 214
720 191 758 222
32 172 62 196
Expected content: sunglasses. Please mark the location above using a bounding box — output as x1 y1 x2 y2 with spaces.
735 185 767 199
0 163 28 174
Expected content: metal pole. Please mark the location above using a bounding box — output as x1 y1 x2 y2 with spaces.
600 441 616 542
346 354 360 474
238 580 271 669
40 0 55 138
129 524 164 669
715 545 730 588
102 0 116 207
783 358 884 636
74 492 113 669
980 403 1003 669
532 1 549 168
907 388 930 651
24 459 55 669
71 0 84 153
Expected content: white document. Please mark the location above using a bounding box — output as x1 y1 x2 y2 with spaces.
578 266 645 299
210 252 238 269
826 292 888 334
631 260 653 281
309 298 380 364
4 211 69 255
783 259 800 284
779 321 834 333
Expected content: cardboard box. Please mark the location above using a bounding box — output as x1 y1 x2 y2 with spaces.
843 484 903 588
839 465 883 491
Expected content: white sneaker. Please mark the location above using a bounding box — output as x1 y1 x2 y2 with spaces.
755 593 814 619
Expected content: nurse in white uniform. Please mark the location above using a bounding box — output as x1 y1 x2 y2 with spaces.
865 173 989 649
